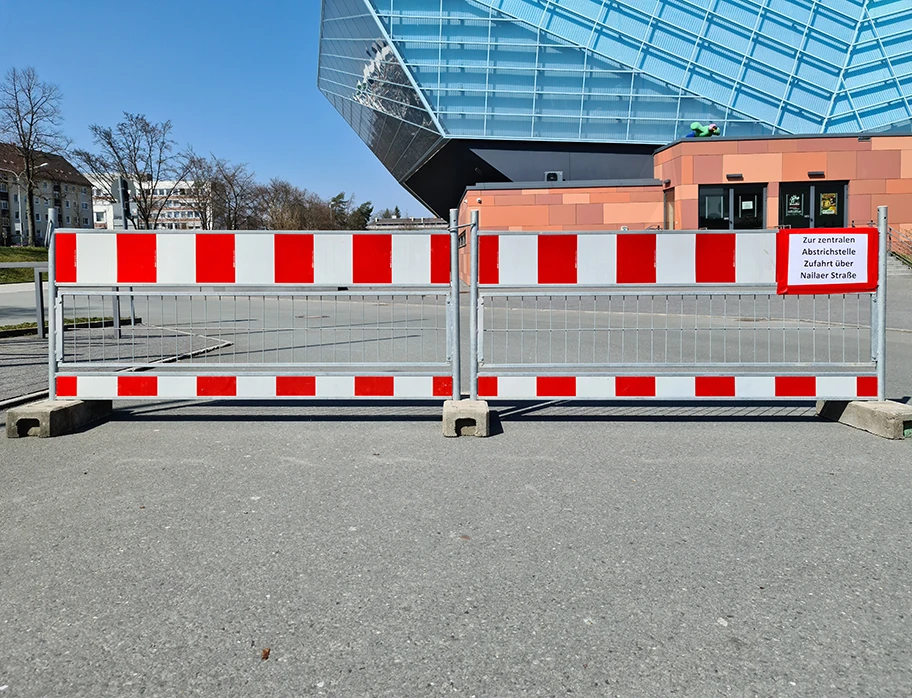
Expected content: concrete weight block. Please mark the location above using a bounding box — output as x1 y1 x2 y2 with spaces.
816 400 912 440
443 399 490 437
6 399 112 438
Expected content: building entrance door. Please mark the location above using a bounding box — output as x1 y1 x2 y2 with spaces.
779 182 846 228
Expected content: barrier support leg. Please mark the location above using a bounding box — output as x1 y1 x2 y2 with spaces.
442 399 490 437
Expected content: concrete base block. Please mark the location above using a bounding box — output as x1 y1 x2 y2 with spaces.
443 399 490 437
816 400 912 440
6 399 112 438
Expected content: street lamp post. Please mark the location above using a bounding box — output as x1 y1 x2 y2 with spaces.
0 161 48 245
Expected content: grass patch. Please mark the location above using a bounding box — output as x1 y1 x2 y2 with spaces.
0 247 49 284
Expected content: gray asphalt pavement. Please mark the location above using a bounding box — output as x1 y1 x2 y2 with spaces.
1 402 911 697
2 273 912 696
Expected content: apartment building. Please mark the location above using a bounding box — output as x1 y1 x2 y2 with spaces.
0 143 93 244
91 179 205 230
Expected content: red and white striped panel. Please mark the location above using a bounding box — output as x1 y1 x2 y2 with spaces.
53 231 451 286
477 232 776 285
476 375 877 400
55 374 454 400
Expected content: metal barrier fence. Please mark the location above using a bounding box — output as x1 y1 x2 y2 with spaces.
0 262 48 338
469 209 888 402
48 228 461 401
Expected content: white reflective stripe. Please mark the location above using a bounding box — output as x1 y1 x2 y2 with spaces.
157 234 196 283
735 232 776 284
576 376 615 398
816 376 857 398
157 375 197 398
498 236 538 285
656 376 696 397
735 376 776 398
577 234 617 285
76 375 116 398
76 234 116 284
394 376 434 397
498 376 537 398
656 234 696 284
235 234 274 284
392 235 430 284
314 235 353 285
316 375 355 397
236 376 276 398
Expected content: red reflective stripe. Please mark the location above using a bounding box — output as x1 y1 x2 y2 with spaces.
118 375 158 396
856 376 878 398
477 376 498 397
433 376 453 397
55 233 77 283
355 376 394 396
616 376 656 397
197 376 237 396
775 376 816 397
430 234 451 284
274 234 314 283
695 376 736 397
538 235 577 284
276 376 316 396
479 236 499 284
56 376 77 397
117 234 157 283
537 376 576 396
616 234 656 284
353 234 392 283
196 234 235 283
695 233 735 283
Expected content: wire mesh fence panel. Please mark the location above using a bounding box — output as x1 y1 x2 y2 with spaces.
57 290 452 371
478 292 873 370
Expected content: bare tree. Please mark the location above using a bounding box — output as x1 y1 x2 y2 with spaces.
212 158 258 230
184 152 216 230
0 66 70 246
73 113 191 230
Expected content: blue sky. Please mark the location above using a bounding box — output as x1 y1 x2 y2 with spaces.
2 0 432 217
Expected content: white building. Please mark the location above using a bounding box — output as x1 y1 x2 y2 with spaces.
91 179 205 230
0 143 93 244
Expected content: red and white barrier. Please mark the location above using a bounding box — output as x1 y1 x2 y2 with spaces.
55 374 454 400
477 231 776 285
475 375 877 400
54 231 451 286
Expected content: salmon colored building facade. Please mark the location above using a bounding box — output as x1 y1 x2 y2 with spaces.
457 133 912 279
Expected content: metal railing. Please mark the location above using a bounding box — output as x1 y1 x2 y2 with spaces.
48 228 461 402
469 209 888 402
0 262 48 339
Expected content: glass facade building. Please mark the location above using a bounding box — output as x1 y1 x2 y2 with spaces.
319 0 912 215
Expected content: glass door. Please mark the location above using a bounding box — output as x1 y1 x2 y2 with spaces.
733 185 765 229
780 184 811 228
815 186 846 228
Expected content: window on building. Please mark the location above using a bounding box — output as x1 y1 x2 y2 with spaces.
65 200 70 208
1 201 7 210
13 193 18 203
42 181 48 190
83 217 89 225
66 216 71 224
35 212 41 221
95 211 105 222
0 183 6 193
82 202 88 210
779 182 847 228
82 187 87 194
698 184 766 230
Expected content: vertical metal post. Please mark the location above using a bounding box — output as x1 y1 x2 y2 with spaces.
876 206 888 401
469 209 480 400
448 208 462 400
34 266 45 340
48 231 57 400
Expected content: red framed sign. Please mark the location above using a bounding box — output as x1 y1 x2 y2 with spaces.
776 227 879 295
